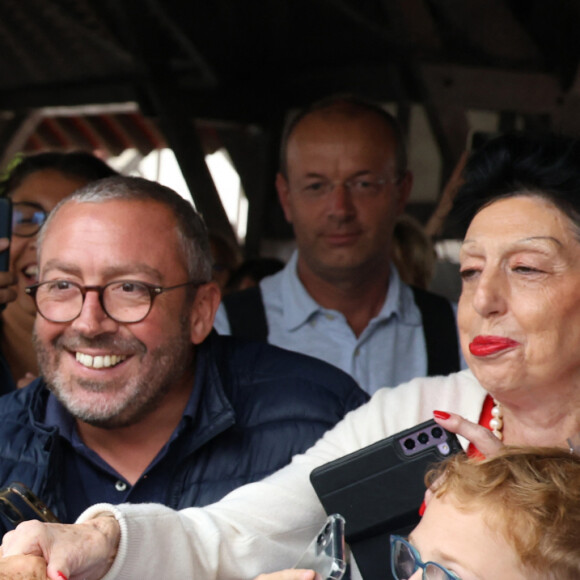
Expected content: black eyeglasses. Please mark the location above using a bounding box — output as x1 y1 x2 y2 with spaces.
25 279 202 323
12 202 48 237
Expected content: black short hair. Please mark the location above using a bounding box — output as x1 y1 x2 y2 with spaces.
278 94 408 179
450 132 580 237
0 151 118 197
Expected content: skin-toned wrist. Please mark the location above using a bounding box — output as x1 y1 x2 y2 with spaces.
83 514 120 571
1 515 121 580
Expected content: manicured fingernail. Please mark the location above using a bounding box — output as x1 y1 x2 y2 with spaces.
57 572 68 580
433 410 451 420
418 500 426 516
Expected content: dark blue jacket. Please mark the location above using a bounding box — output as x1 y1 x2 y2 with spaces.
0 331 367 531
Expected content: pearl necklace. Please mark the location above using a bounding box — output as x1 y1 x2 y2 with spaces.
490 400 579 452
489 399 503 440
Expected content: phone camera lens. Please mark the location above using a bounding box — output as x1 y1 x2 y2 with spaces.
418 432 429 444
317 524 330 547
431 427 443 439
404 438 415 450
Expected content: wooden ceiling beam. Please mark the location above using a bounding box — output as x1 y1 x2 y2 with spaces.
427 0 543 64
397 0 442 54
0 62 567 126
375 0 468 187
170 64 566 123
54 116 101 151
65 115 109 152
420 64 564 114
112 113 165 155
0 80 137 111
552 64 580 135
0 111 42 169
113 0 235 242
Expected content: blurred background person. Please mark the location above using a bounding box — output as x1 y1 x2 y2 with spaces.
208 230 243 293
0 151 117 392
215 96 463 394
426 152 468 303
392 214 436 290
225 257 285 293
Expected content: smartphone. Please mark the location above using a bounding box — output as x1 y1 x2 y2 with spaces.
293 514 347 580
0 197 11 272
0 482 59 530
310 419 463 580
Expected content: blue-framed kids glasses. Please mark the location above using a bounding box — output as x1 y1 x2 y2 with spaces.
390 535 461 580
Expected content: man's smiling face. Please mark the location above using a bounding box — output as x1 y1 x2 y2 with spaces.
33 198 196 429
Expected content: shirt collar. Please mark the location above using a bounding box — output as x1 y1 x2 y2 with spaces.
281 251 323 330
380 265 423 325
41 333 235 460
280 251 419 329
43 374 201 447
44 392 75 441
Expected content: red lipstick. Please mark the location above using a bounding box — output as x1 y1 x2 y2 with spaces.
469 335 519 357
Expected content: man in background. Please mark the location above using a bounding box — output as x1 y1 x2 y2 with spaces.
216 95 463 395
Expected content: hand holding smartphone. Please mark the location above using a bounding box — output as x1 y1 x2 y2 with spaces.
293 514 347 580
310 419 463 580
0 197 11 272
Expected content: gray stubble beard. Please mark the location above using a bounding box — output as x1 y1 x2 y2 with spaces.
33 316 195 429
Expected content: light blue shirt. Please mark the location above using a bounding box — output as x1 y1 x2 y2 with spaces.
214 252 465 396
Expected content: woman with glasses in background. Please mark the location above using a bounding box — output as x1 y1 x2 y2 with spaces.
257 447 580 580
0 152 117 392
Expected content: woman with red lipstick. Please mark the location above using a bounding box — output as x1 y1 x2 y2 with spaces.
0 152 117 394
6 134 580 580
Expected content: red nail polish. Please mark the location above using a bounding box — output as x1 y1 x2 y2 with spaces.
433 410 451 420
57 572 68 580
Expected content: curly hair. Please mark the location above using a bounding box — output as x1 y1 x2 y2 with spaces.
425 447 580 579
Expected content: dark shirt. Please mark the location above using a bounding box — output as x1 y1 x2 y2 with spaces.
44 386 201 521
0 331 368 528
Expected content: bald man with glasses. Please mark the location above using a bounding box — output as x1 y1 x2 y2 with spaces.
215 95 464 395
0 175 366 535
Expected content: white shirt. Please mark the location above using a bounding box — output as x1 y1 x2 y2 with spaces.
82 370 487 580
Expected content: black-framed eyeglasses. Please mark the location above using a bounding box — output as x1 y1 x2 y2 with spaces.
390 535 461 580
12 202 48 237
25 279 203 324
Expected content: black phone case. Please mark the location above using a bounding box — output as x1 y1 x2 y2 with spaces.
0 197 12 272
310 419 463 580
